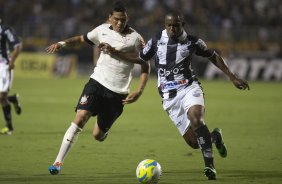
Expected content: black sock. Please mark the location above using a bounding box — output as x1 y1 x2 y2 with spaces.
2 105 13 131
195 125 214 168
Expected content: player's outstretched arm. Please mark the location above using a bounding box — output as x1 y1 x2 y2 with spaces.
209 52 250 90
122 61 150 105
98 42 144 64
46 35 85 54
9 43 22 70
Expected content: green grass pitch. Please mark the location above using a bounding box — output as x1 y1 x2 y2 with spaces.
0 77 281 184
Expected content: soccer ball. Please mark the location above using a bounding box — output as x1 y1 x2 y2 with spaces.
136 159 162 184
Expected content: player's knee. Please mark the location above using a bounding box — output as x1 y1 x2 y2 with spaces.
189 116 204 129
93 134 101 141
76 116 88 125
92 131 99 140
93 135 106 142
74 110 91 127
93 132 108 142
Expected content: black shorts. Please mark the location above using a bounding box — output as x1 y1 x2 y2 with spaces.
76 78 128 132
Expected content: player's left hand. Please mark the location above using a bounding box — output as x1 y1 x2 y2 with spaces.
231 76 250 90
122 91 142 104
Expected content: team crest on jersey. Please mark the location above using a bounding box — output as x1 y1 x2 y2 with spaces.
80 95 89 105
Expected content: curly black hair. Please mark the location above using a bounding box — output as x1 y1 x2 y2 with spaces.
112 1 127 12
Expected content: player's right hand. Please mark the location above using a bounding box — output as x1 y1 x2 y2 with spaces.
98 42 115 54
46 43 63 53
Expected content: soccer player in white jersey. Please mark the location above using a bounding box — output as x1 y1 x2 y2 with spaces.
100 11 250 180
0 18 23 135
46 2 149 175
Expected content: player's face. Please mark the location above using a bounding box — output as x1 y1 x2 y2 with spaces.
109 11 128 33
165 15 184 39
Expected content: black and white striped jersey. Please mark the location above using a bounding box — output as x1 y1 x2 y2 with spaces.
0 23 21 63
140 29 214 99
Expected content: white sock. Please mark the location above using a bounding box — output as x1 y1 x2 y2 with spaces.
54 122 82 164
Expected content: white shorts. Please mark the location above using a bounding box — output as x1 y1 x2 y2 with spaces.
162 82 205 136
0 62 13 93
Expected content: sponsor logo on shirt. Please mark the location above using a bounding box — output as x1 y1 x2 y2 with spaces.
159 64 184 77
160 79 189 90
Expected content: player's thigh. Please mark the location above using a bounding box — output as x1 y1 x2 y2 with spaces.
183 83 205 128
163 97 189 136
97 98 124 133
182 83 205 111
75 79 100 114
187 105 205 129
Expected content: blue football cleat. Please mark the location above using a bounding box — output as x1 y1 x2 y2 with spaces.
48 162 62 175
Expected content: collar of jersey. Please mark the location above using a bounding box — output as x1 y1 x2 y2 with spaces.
178 31 187 42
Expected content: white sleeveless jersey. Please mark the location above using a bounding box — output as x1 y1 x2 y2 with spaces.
86 23 143 94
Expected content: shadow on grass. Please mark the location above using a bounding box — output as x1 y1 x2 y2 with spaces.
0 170 281 184
0 172 134 184
224 170 282 179
160 169 282 184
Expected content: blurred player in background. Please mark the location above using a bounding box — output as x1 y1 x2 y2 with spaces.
100 11 250 180
0 17 22 135
46 1 149 175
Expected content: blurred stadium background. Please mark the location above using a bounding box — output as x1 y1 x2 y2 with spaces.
1 0 282 80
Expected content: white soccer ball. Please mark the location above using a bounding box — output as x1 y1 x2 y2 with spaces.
136 159 162 184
